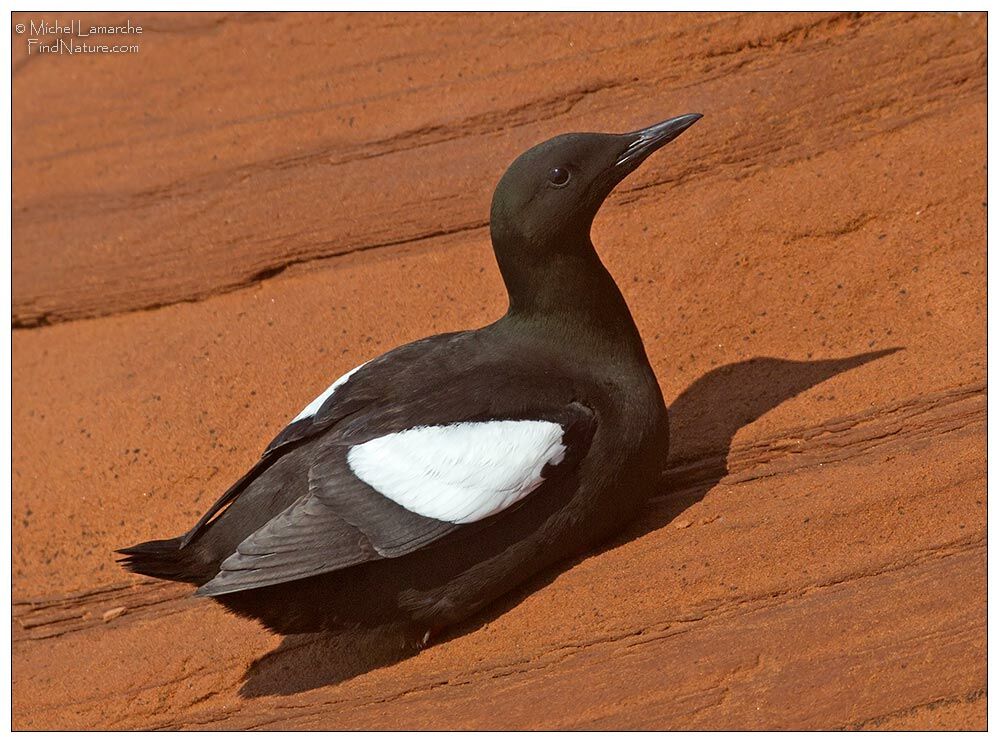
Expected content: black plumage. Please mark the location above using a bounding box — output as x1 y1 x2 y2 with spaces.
119 113 702 641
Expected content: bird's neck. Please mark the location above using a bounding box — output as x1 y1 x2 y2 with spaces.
494 235 651 363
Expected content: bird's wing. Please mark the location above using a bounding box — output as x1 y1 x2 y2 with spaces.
196 401 596 596
179 334 461 548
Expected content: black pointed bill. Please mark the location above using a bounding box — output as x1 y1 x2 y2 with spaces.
615 113 703 168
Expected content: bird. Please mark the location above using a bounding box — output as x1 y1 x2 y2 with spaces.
118 112 703 645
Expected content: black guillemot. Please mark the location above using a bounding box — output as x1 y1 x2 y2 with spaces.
119 113 703 642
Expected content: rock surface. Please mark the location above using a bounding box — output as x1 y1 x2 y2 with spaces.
12 11 985 730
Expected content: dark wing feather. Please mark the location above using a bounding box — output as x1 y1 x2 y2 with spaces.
197 401 596 597
196 448 456 595
261 417 315 456
309 453 458 556
178 453 280 549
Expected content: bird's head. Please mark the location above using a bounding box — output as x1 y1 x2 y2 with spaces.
489 113 702 252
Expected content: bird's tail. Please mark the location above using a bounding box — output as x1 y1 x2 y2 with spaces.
116 536 205 585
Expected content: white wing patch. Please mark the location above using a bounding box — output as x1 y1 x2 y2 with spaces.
346 420 567 524
291 362 366 423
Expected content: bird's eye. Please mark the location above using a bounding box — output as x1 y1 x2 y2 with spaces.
547 166 571 188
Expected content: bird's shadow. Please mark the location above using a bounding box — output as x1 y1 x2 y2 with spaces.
239 347 900 698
